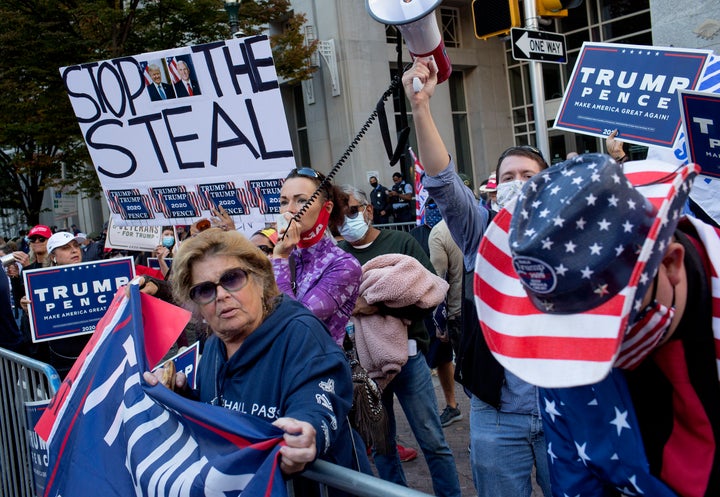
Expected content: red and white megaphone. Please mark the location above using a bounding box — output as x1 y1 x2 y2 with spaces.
366 0 452 85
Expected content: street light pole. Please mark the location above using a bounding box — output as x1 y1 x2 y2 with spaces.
224 0 240 37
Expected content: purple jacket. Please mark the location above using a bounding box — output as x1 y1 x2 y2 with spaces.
272 236 361 345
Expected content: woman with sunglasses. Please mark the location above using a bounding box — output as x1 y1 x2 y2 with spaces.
17 226 52 359
403 59 551 497
272 168 362 346
145 228 357 482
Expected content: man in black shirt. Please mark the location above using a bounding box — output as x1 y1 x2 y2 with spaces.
368 176 390 225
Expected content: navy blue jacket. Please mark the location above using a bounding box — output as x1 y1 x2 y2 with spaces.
194 295 353 462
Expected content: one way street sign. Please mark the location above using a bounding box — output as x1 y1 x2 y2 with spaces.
511 28 567 64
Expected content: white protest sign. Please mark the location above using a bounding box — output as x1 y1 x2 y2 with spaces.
61 36 295 231
105 217 163 252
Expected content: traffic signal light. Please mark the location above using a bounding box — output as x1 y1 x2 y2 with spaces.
472 0 520 40
536 0 584 18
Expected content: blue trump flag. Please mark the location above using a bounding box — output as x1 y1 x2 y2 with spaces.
38 286 287 497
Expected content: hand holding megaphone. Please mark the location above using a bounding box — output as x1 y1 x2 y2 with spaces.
410 56 438 93
403 57 438 100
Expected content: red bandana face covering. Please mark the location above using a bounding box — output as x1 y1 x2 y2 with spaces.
297 202 331 248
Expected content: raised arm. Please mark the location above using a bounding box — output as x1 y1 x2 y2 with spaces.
402 58 451 176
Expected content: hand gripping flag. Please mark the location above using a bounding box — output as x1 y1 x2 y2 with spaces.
36 286 287 497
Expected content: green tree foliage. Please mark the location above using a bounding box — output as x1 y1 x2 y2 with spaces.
0 0 315 225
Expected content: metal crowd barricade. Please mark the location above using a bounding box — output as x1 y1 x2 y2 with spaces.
293 459 433 497
0 348 60 497
376 221 417 233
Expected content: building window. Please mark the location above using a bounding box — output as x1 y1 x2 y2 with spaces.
505 0 651 154
385 25 399 45
449 71 472 176
440 7 460 48
293 84 310 167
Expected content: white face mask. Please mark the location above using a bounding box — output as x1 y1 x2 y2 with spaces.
340 214 369 243
496 180 526 209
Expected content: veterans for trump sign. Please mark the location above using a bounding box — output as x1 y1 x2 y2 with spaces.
61 36 295 229
23 257 135 342
105 217 164 251
554 43 711 148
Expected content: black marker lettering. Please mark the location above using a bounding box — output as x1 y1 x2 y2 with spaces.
210 101 260 166
162 106 203 170
85 119 137 179
61 65 101 123
127 113 169 173
244 98 292 159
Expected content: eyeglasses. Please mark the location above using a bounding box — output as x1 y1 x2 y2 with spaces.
498 145 547 165
347 204 367 219
189 267 249 305
29 237 47 243
256 245 273 255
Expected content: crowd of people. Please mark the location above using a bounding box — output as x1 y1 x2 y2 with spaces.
2 56 718 497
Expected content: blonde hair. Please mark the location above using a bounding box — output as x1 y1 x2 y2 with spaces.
171 228 279 309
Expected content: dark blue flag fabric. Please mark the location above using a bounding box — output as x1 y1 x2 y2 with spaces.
40 285 287 497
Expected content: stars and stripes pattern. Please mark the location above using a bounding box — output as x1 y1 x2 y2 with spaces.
540 369 679 496
166 56 181 84
474 157 699 388
614 301 674 370
237 187 256 210
409 148 429 226
139 61 153 87
244 180 261 208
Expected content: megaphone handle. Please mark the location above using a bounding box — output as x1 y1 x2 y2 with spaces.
412 77 424 93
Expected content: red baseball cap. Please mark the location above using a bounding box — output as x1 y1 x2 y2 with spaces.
28 225 52 239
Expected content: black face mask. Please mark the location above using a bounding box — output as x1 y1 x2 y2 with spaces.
370 181 378 188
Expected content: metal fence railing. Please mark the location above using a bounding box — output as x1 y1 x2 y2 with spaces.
295 459 433 497
0 348 60 497
376 222 417 233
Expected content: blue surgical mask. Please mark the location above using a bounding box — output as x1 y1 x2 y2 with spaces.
340 214 369 243
162 236 175 248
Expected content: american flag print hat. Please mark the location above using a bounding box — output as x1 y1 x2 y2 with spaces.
474 154 699 387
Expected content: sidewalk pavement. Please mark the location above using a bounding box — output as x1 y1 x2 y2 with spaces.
387 373 544 496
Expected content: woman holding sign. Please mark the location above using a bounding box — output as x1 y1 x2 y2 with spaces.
32 232 88 378
153 226 176 278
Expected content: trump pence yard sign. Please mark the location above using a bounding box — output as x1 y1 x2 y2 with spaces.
554 42 711 148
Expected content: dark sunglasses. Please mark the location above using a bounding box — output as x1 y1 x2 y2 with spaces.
29 237 47 243
189 267 249 305
347 204 367 219
294 167 321 179
499 145 546 165
256 245 273 255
